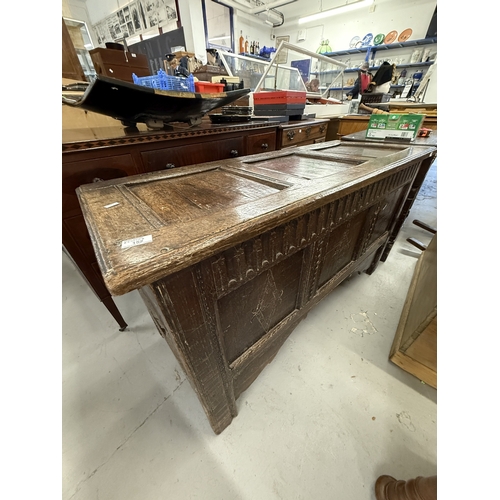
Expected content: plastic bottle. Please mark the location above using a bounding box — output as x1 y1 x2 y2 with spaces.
239 31 244 54
397 68 407 86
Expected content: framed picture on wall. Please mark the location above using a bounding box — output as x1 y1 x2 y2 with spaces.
92 0 180 46
275 35 290 64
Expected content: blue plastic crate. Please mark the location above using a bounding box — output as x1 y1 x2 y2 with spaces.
133 70 194 92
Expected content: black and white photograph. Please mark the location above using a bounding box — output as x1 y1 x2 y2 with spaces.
143 0 178 29
123 6 131 22
106 16 118 40
131 2 142 30
92 0 178 45
93 21 109 45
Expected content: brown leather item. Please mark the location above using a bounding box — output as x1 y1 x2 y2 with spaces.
375 475 437 500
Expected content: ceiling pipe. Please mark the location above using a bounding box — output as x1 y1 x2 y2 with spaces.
265 9 284 27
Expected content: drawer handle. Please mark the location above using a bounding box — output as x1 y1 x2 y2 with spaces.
320 124 326 133
165 163 176 169
261 143 269 150
305 127 311 137
230 149 239 157
287 130 295 140
92 177 103 183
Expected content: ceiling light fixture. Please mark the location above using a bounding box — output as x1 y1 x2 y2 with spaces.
298 0 374 24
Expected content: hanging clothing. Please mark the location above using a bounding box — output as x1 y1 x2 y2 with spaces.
347 70 372 99
367 62 395 93
360 72 371 93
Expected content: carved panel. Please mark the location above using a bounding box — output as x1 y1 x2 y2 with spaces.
318 210 368 289
218 250 304 364
208 163 418 300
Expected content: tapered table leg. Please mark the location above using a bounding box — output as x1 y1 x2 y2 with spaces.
375 475 437 500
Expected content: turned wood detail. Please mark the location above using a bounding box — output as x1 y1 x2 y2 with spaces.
375 475 437 500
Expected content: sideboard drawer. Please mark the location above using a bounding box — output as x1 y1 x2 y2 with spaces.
280 121 328 148
141 137 245 172
63 154 139 219
246 131 277 155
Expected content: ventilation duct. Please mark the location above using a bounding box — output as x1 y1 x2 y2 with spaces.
212 0 295 27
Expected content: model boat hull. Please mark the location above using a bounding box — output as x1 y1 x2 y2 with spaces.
63 75 250 128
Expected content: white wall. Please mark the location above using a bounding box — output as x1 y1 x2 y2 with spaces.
271 0 438 102
275 0 435 52
233 9 279 53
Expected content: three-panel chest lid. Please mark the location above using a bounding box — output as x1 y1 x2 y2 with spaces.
77 140 436 295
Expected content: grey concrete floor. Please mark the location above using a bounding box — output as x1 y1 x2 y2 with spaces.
62 160 437 500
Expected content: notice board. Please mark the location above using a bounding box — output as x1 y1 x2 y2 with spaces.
128 27 186 74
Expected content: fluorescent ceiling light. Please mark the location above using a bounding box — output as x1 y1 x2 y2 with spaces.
299 0 374 24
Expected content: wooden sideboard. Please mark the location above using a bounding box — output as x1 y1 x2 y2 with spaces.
63 105 329 329
63 112 279 329
77 140 437 433
326 112 437 141
89 47 150 83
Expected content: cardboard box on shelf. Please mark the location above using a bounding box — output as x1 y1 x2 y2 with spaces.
211 75 240 84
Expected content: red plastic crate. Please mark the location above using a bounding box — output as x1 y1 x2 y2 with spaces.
195 81 224 93
253 91 306 105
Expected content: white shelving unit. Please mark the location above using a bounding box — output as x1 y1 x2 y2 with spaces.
320 37 437 99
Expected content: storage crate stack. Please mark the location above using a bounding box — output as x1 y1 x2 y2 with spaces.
211 76 244 91
253 91 307 121
194 81 224 93
209 105 252 123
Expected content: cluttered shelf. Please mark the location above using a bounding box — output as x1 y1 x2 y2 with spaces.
320 35 436 99
328 84 406 91
238 52 271 61
344 61 434 74
323 37 437 57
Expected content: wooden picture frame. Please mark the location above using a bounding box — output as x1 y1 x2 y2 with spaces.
275 35 290 63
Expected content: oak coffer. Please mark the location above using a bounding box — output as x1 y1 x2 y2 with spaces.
77 140 437 434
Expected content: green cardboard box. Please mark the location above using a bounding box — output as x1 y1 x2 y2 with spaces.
365 113 425 141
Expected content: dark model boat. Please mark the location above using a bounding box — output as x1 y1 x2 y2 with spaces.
62 75 250 129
